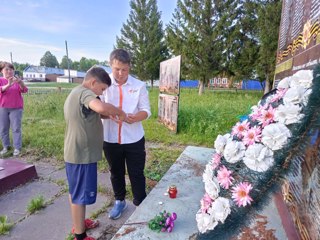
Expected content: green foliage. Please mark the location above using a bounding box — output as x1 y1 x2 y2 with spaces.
166 0 221 90
27 195 46 214
145 147 181 181
0 215 13 235
13 62 30 75
148 210 176 232
40 51 59 68
116 0 168 82
65 233 74 240
256 0 282 91
79 57 99 72
60 55 73 69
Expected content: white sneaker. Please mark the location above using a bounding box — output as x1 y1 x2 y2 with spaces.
13 149 20 156
0 148 8 155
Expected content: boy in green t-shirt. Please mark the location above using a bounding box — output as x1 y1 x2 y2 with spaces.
64 67 126 240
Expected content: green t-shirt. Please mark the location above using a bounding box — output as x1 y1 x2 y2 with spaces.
64 85 103 164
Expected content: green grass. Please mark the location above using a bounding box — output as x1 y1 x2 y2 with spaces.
145 88 262 146
1 84 262 183
27 195 46 214
26 82 78 88
0 215 13 235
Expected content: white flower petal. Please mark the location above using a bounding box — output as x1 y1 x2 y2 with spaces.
214 133 231 154
277 76 291 89
243 143 274 172
274 103 304 125
223 140 246 163
261 123 291 150
283 86 308 105
204 177 220 200
209 197 231 223
290 70 313 88
196 210 218 233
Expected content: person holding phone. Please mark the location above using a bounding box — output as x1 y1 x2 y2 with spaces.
0 61 28 156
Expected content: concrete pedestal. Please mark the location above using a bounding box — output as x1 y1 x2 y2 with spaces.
112 146 289 240
0 158 38 195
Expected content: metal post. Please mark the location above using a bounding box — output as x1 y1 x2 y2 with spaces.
65 40 71 83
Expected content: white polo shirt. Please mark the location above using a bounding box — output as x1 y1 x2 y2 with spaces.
101 74 151 144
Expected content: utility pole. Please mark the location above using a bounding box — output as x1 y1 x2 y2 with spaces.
10 52 13 64
65 40 71 83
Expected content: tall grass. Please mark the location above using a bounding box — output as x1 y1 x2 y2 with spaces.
145 88 263 146
11 85 262 162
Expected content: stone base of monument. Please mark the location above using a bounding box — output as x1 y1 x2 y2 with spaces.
112 146 292 240
0 158 38 195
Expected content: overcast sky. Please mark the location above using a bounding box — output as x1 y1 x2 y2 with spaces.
0 0 177 65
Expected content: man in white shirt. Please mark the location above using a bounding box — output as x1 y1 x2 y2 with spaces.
101 49 151 220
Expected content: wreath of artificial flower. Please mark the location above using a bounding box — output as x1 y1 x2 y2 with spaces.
196 65 320 239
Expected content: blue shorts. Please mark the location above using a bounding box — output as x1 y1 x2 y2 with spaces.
65 162 97 205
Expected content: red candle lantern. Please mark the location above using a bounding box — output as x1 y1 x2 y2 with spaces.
168 185 177 198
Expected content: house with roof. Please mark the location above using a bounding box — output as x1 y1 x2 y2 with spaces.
23 66 64 82
57 69 86 83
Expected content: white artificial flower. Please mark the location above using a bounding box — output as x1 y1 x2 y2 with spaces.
204 177 220 200
302 88 312 106
243 143 274 172
274 103 304 125
196 210 218 233
290 70 313 89
214 133 231 154
261 123 291 150
277 76 291 89
283 86 309 105
223 140 246 163
209 197 231 223
203 163 214 184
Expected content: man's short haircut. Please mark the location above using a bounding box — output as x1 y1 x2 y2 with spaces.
85 67 111 86
110 49 131 65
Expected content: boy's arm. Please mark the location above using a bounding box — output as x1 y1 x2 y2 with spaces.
89 98 126 121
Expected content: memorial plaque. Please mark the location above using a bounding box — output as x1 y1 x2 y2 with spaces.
273 1 320 239
158 94 179 132
158 56 181 133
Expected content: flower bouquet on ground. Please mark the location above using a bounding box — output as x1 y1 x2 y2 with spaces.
196 66 320 239
148 210 177 233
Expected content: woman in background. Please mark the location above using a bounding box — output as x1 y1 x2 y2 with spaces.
0 61 28 156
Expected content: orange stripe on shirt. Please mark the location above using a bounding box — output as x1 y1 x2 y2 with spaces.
118 85 123 144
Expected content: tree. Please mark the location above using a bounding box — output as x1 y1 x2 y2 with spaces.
214 0 260 83
166 0 221 95
72 61 80 71
79 57 99 72
256 0 282 93
13 62 30 76
40 51 59 68
116 0 168 87
60 55 73 69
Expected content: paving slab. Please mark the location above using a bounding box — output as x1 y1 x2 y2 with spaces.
0 180 61 223
0 158 135 240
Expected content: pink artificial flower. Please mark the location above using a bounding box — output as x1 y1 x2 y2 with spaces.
270 88 288 102
212 153 222 169
217 165 234 189
231 120 250 139
242 126 262 146
200 193 213 213
257 105 275 127
249 105 265 121
231 182 253 207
